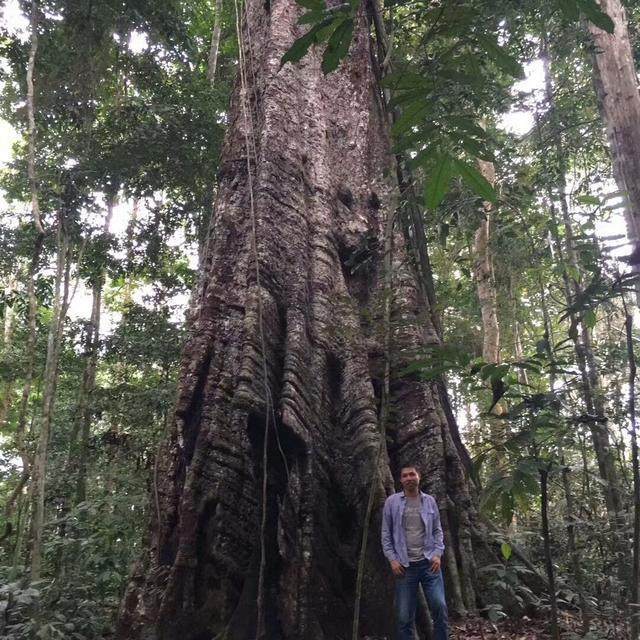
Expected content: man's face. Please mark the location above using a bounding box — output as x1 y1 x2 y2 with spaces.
400 467 420 492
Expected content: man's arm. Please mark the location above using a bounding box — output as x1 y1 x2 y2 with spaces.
381 498 398 563
431 498 444 573
382 497 405 576
430 497 445 571
432 499 445 555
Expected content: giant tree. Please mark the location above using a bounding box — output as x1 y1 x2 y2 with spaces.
116 0 484 637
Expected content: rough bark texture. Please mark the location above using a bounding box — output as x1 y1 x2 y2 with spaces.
587 0 640 270
117 1 479 637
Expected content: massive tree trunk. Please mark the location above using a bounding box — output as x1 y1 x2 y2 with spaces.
587 0 640 275
117 1 479 638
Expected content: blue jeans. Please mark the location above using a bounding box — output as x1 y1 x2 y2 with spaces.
395 559 448 640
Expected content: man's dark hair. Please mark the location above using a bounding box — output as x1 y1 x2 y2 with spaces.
399 464 420 476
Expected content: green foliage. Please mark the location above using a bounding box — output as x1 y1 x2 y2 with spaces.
280 0 356 72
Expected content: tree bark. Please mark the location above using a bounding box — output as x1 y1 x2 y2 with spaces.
540 466 560 640
0 274 17 430
473 159 500 367
206 0 224 86
26 0 44 236
586 0 640 279
623 299 640 640
116 1 480 637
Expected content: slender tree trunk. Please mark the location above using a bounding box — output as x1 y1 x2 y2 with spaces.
473 159 500 367
74 200 114 504
623 299 640 640
207 0 224 86
472 158 507 476
473 160 499 366
510 276 528 387
26 0 44 236
0 275 17 429
30 216 70 581
123 198 139 307
586 0 640 284
540 465 560 640
561 456 590 632
117 1 482 637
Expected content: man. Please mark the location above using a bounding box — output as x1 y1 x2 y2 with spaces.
381 465 448 640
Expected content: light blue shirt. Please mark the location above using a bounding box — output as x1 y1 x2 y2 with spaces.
381 491 445 567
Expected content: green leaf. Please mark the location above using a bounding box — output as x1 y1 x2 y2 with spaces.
447 116 487 139
476 34 524 79
321 18 354 74
389 87 430 108
281 24 323 66
280 18 333 67
391 100 430 136
381 70 431 91
456 132 494 162
424 155 454 209
566 264 580 281
296 0 325 10
557 0 579 20
578 0 615 33
575 194 600 206
584 308 597 328
501 542 512 561
452 158 497 203
479 363 498 381
298 10 326 25
490 363 510 383
438 68 483 87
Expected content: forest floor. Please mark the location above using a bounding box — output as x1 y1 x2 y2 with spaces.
447 612 628 639
362 612 628 640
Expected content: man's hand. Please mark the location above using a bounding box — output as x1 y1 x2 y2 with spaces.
430 555 441 573
390 560 405 577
